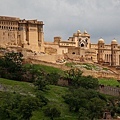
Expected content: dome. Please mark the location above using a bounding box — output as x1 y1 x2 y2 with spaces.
111 39 117 44
98 38 104 43
77 30 81 34
73 33 78 37
83 30 87 34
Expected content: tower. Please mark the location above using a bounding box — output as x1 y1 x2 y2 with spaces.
18 20 27 47
111 39 118 66
98 38 105 63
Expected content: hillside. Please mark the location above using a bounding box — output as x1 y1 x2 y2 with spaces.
0 78 77 120
28 58 120 80
0 41 120 119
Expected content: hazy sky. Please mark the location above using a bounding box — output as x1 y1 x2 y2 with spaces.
0 0 120 44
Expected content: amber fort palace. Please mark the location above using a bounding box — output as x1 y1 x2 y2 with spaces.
0 16 120 66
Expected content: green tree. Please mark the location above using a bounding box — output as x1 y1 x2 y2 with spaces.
46 72 60 85
0 93 42 120
0 93 22 120
44 107 61 120
64 68 99 90
35 91 49 106
23 64 45 82
88 97 106 120
78 107 90 120
64 88 90 112
34 75 48 91
64 88 107 119
0 51 24 80
78 75 99 90
64 68 83 86
19 96 40 120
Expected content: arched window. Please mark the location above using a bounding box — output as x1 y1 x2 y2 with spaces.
72 52 75 54
81 43 84 47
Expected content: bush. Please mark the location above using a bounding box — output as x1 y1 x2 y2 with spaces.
46 72 61 85
44 107 61 120
0 52 24 81
0 93 41 120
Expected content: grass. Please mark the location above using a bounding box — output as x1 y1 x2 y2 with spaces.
65 62 76 67
99 78 120 87
25 64 64 75
1 77 119 119
102 67 108 71
0 78 77 120
31 85 78 120
0 78 35 95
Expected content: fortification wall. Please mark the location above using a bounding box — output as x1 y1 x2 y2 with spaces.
27 57 69 70
99 85 120 96
28 54 64 63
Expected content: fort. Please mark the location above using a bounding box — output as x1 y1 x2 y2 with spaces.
0 16 120 67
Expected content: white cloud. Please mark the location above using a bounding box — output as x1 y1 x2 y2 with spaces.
0 0 120 43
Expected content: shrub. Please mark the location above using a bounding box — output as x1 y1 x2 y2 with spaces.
44 107 61 120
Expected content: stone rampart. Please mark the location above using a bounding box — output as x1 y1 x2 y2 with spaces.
29 54 64 63
99 85 120 96
28 57 69 70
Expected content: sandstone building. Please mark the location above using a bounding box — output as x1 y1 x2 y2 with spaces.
0 16 120 66
0 16 44 51
45 30 120 66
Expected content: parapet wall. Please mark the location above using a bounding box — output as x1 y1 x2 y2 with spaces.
99 85 120 96
30 54 64 63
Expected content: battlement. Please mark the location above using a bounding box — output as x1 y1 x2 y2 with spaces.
0 16 20 21
0 16 44 25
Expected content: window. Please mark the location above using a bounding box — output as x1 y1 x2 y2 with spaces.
72 52 75 54
81 43 84 47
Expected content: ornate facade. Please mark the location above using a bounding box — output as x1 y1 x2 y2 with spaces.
45 30 120 66
97 38 120 66
0 16 120 66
